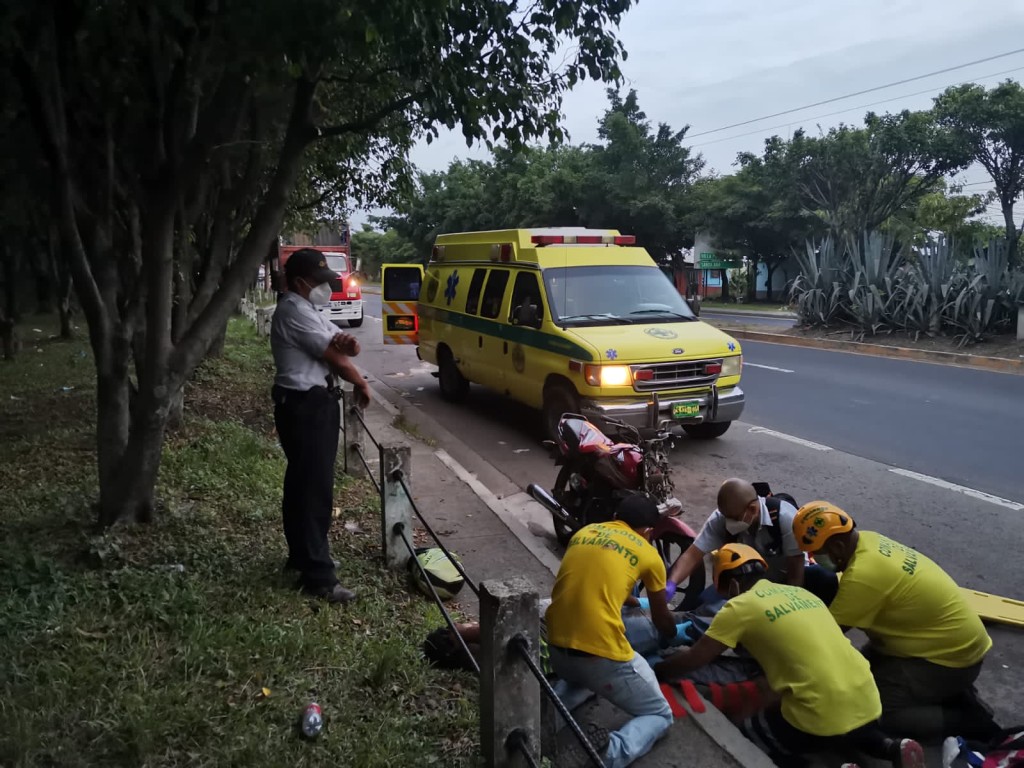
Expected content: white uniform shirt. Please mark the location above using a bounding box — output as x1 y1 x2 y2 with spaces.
270 292 336 391
693 497 802 580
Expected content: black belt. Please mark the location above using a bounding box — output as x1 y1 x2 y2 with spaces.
272 384 335 404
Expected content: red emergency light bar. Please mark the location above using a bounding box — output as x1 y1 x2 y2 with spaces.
531 234 636 246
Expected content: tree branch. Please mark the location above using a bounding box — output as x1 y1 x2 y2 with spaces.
317 94 419 138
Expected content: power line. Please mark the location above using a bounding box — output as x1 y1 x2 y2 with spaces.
690 65 1024 149
687 47 1024 140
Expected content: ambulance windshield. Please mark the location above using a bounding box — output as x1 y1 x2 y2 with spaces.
543 265 697 326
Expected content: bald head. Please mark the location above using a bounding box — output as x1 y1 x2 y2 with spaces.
717 478 759 520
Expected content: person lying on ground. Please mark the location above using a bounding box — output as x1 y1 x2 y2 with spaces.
658 478 838 610
792 501 1000 742
653 543 927 768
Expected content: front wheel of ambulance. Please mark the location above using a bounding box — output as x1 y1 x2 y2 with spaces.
683 421 731 439
542 383 578 442
438 348 469 402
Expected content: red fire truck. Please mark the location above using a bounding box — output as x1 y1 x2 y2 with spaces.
270 240 364 327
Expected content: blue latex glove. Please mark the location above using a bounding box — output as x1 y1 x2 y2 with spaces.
674 620 698 645
665 580 677 600
636 597 650 610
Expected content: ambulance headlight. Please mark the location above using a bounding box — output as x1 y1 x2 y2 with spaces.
721 355 742 377
583 364 632 387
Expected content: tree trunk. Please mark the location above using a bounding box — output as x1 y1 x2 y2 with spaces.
48 224 74 339
1 242 18 323
206 320 228 358
721 270 730 301
765 261 778 303
1002 200 1019 270
166 386 185 431
747 257 759 303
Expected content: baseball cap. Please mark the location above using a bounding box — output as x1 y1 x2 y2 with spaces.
615 494 661 530
284 248 338 284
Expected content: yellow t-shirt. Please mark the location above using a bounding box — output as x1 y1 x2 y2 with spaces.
828 531 991 668
545 521 667 662
705 580 881 736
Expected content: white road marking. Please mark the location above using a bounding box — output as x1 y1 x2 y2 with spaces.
433 449 564 574
743 362 795 373
888 468 1024 511
512 448 530 454
747 426 833 451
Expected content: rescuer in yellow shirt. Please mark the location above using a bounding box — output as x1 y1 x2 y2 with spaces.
653 543 925 768
793 501 999 741
545 495 677 768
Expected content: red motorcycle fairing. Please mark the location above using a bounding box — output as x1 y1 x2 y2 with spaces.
557 415 644 490
649 514 699 541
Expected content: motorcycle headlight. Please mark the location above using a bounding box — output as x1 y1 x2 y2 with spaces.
721 354 742 377
583 364 632 387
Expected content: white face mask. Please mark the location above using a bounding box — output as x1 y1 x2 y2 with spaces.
724 517 751 535
308 282 332 306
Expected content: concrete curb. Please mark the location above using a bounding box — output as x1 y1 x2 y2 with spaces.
726 327 1024 375
701 307 797 320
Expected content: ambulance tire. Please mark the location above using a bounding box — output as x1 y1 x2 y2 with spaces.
438 348 469 402
683 421 731 439
542 383 578 442
349 313 363 328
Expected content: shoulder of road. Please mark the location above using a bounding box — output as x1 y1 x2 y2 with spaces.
353 370 770 768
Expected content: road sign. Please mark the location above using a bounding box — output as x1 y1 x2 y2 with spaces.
698 252 737 270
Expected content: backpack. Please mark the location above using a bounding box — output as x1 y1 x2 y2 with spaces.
727 493 796 558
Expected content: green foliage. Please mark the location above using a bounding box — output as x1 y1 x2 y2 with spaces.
934 80 1024 265
0 315 478 767
388 88 704 264
790 231 1023 346
351 224 419 277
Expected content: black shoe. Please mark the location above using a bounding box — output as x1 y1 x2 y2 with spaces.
304 583 357 604
556 722 609 768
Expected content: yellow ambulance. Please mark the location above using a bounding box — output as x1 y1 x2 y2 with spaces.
381 228 744 439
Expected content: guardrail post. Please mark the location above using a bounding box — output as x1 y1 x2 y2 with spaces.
1017 305 1023 341
381 444 412 571
480 577 540 768
343 398 366 478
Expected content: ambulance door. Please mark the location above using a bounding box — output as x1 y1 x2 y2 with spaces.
381 264 423 344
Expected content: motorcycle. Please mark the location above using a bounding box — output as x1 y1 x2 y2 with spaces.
527 413 707 609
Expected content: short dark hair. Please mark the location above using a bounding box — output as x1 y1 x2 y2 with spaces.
615 494 660 530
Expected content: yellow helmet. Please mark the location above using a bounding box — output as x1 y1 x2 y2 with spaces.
793 501 854 552
711 543 768 590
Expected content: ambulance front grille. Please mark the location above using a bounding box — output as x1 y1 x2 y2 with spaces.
629 361 719 391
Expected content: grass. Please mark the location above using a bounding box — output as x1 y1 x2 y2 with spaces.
0 315 479 768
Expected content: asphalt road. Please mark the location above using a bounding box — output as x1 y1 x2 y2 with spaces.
350 292 1024 723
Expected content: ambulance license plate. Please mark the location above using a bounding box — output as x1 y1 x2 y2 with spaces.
672 401 701 419
330 300 345 309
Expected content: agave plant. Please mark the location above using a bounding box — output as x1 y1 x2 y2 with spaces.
790 236 850 327
846 231 903 291
915 236 957 336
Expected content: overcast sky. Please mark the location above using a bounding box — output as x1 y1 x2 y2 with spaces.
352 0 1024 230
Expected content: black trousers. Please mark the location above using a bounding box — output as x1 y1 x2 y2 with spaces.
273 385 340 590
742 706 896 768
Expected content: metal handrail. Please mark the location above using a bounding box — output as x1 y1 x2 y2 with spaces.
510 634 606 767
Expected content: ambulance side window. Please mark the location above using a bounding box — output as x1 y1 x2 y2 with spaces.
509 272 543 329
465 269 487 315
480 270 510 320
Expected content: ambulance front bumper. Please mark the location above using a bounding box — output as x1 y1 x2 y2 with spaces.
317 300 363 322
580 385 745 431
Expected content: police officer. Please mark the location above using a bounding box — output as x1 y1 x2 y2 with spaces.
271 248 371 603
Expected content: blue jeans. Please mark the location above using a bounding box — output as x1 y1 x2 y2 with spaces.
548 647 673 768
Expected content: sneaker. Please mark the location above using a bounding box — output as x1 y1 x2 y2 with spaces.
556 722 610 768
304 583 357 604
897 739 926 768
